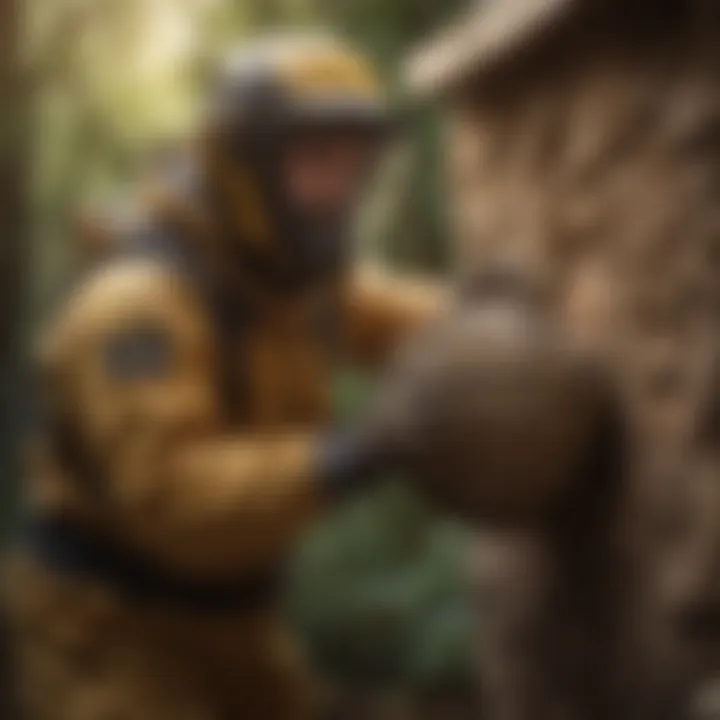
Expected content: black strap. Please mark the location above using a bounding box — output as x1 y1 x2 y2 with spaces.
20 515 282 615
129 218 253 423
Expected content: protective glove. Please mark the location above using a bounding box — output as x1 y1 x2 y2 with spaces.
317 422 392 500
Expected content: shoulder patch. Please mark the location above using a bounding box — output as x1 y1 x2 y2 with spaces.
103 325 174 381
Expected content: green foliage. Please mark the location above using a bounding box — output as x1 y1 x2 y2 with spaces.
27 0 470 317
289 482 475 692
286 372 476 692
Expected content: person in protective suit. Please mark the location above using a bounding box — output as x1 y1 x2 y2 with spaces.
5 34 444 720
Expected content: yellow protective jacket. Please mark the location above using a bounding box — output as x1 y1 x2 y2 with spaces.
6 189 443 720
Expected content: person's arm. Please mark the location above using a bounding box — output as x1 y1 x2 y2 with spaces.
345 264 447 367
43 260 372 576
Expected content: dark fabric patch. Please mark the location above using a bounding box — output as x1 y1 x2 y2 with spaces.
104 325 173 382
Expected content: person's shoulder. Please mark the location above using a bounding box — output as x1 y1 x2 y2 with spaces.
72 258 199 318
40 258 213 375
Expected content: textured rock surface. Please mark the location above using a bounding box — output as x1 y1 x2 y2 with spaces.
403 1 720 717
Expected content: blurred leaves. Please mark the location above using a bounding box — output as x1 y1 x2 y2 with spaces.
28 0 225 315
27 0 470 314
289 481 475 692
288 372 476 692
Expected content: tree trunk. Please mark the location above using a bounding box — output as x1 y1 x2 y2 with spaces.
0 0 25 715
0 0 27 508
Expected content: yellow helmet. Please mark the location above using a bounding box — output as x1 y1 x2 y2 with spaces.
200 33 390 288
208 33 389 138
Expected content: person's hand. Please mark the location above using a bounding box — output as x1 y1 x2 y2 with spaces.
317 420 393 500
